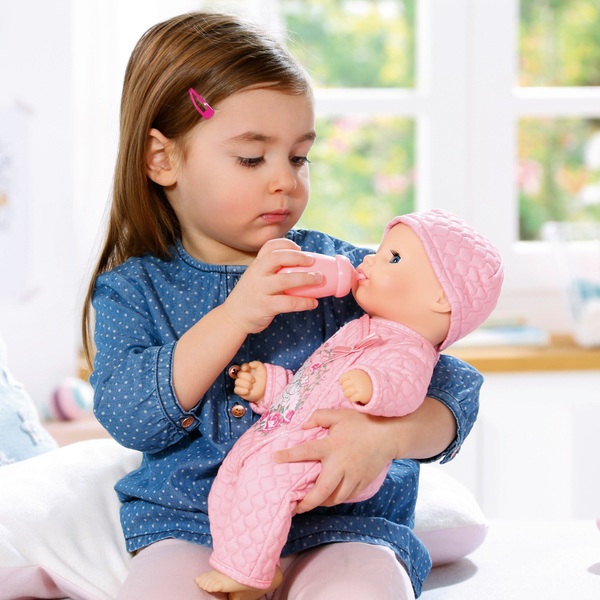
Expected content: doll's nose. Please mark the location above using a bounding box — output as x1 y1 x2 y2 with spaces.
361 253 376 268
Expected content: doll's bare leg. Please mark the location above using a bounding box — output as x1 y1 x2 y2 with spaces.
195 566 283 600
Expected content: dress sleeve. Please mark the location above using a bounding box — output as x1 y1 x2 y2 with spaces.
423 354 483 464
90 271 198 453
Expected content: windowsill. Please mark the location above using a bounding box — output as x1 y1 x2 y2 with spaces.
446 335 600 373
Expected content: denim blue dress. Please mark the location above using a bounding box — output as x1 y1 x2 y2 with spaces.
90 228 482 597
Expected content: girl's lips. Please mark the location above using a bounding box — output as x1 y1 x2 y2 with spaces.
356 269 367 282
261 211 290 224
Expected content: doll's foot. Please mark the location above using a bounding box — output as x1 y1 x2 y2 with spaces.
195 566 283 600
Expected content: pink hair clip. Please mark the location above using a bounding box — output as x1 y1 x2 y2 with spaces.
189 88 214 119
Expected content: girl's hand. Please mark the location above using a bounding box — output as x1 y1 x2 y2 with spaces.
222 238 323 335
172 238 326 410
274 397 457 513
274 409 399 513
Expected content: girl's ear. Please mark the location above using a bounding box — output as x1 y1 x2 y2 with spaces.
145 128 177 186
432 290 451 314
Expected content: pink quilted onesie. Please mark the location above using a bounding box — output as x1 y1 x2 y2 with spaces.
207 209 504 589
207 314 439 589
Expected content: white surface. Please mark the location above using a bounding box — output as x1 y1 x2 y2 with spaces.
422 519 600 599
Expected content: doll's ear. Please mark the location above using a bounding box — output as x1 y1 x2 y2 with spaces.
432 290 451 314
145 128 177 186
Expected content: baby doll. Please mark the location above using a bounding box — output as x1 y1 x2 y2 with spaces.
196 208 504 600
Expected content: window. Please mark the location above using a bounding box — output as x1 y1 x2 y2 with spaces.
273 0 600 318
74 0 600 328
281 0 416 242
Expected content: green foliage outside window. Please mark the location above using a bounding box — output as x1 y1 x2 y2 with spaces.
280 0 416 243
519 0 600 240
519 118 600 240
520 0 600 87
283 0 415 88
282 0 416 242
299 116 415 243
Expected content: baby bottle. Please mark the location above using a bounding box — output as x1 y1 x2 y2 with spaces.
279 253 358 298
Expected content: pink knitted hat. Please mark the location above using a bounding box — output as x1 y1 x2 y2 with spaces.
384 209 504 350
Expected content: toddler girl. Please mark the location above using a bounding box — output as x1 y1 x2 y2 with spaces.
82 12 484 600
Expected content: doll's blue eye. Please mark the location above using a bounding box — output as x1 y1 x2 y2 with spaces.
389 250 401 264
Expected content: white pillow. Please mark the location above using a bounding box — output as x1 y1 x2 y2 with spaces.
0 439 140 600
0 440 487 599
414 466 488 566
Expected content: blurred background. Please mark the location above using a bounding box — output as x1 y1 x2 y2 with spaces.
1 0 599 519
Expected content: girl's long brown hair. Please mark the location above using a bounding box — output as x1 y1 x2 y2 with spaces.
81 12 311 368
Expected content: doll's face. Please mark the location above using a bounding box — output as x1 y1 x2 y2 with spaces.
353 223 447 325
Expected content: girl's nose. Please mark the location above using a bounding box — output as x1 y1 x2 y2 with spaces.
269 164 298 195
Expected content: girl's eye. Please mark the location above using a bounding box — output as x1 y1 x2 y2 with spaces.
291 156 311 167
237 157 265 168
389 250 402 264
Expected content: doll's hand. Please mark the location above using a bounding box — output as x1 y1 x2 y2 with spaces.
339 369 373 405
233 361 267 403
222 238 323 335
274 409 398 513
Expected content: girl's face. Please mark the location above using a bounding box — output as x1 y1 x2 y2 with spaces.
162 88 315 264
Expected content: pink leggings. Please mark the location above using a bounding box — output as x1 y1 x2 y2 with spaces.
117 539 415 600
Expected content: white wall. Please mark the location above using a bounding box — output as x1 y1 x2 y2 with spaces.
0 0 199 407
436 370 600 520
0 1 78 406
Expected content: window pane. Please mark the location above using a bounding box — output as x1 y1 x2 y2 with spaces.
299 116 415 243
518 118 600 240
519 0 600 86
281 0 416 88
